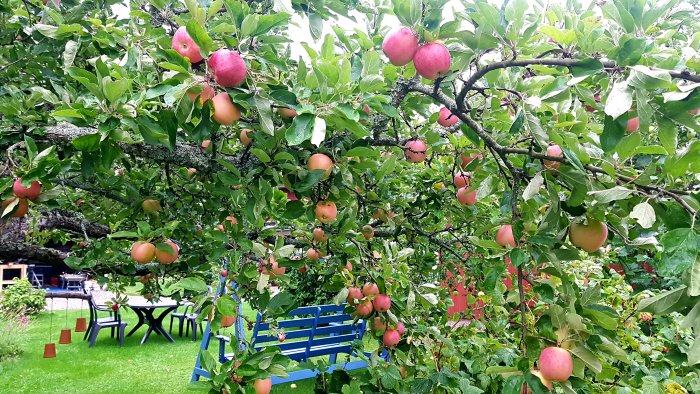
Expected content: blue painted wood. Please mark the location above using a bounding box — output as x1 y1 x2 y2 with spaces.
270 359 369 385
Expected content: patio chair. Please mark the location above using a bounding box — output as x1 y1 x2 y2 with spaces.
169 301 193 337
86 296 128 347
184 305 204 341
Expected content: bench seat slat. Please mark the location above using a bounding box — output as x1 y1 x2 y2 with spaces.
316 314 354 325
256 317 316 331
312 324 359 336
310 333 359 347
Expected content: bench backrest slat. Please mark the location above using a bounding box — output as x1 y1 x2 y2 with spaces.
252 303 364 360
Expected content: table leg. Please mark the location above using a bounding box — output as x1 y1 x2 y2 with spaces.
153 307 177 343
127 308 146 336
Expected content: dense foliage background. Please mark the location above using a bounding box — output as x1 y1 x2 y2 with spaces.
2 0 700 393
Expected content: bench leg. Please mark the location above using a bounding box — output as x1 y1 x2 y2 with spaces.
329 353 338 364
88 326 99 347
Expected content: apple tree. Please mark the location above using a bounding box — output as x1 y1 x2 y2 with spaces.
2 0 700 392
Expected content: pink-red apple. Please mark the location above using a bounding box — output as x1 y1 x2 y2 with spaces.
543 144 563 171
383 329 400 347
13 178 41 200
496 224 516 248
346 287 363 303
362 282 379 297
381 27 418 66
461 152 482 168
253 378 272 394
413 42 451 80
437 106 458 127
209 49 247 87
373 294 391 312
404 139 427 163
211 92 241 125
538 347 573 382
626 116 639 133
172 27 203 63
356 299 373 317
362 225 375 240
306 248 321 261
456 187 477 206
453 171 471 188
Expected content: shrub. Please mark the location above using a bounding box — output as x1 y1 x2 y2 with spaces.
0 279 45 315
0 311 29 361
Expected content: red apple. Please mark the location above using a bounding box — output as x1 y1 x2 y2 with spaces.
396 321 405 336
404 139 427 163
381 27 418 66
307 153 333 178
221 270 228 277
221 315 236 328
362 282 379 297
543 144 563 171
413 42 451 80
208 49 247 87
266 256 286 278
312 227 328 243
372 294 391 312
172 26 203 63
111 303 119 311
131 241 156 264
253 378 272 394
690 108 700 116
344 261 353 272
569 219 608 252
142 199 161 213
362 225 375 240
456 187 477 206
13 178 41 200
211 92 241 125
278 107 297 120
437 106 458 127
201 139 211 149
2 197 28 218
626 116 639 133
278 333 286 342
224 215 238 227
356 299 373 317
314 200 337 224
155 241 179 264
240 128 252 146
496 224 516 248
346 287 363 303
383 329 400 347
538 347 573 382
453 171 471 188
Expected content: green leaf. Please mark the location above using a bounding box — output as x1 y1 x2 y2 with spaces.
173 277 208 292
587 186 634 204
604 80 633 119
71 133 100 152
689 256 700 297
185 19 213 57
659 228 699 277
638 286 688 313
600 115 626 152
103 78 130 104
345 147 378 158
570 345 602 374
285 113 313 145
217 296 237 316
254 96 275 135
629 202 656 229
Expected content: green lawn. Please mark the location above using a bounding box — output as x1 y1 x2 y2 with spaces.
0 307 323 393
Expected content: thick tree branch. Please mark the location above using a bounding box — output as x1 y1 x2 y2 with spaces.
42 123 243 173
39 209 110 239
455 57 700 111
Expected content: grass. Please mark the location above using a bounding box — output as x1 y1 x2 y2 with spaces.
1 303 377 394
0 307 322 393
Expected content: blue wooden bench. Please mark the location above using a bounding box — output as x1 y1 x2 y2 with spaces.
215 303 369 384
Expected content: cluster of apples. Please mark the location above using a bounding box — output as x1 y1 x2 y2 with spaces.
130 240 179 264
346 284 404 348
172 27 246 126
2 178 41 218
260 255 286 279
